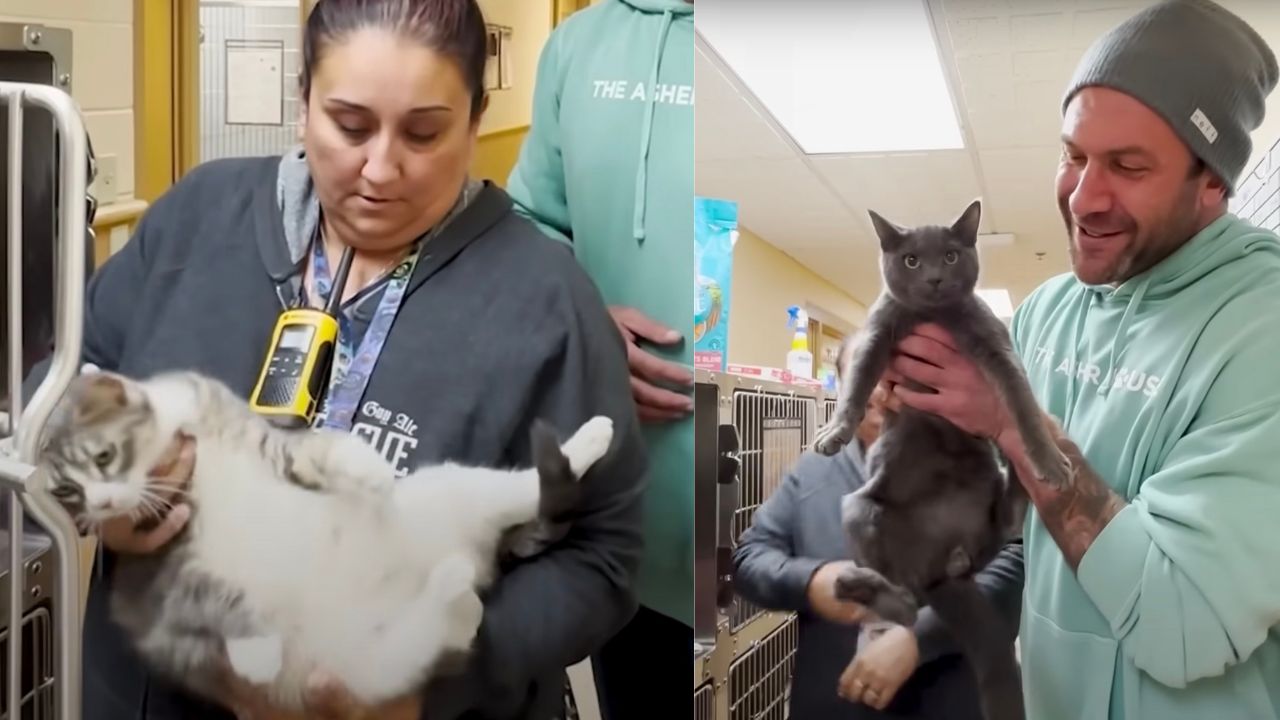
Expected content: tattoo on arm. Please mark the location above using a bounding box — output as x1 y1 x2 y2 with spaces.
1012 427 1127 571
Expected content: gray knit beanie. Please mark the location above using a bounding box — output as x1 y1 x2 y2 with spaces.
1063 0 1279 193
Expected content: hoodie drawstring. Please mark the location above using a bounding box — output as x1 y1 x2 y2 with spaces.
1062 291 1091 428
1096 276 1149 398
633 9 673 243
1061 274 1150 428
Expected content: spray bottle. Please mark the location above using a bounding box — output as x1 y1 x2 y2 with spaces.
785 306 814 380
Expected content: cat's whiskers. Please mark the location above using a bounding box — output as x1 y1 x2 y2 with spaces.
135 488 174 520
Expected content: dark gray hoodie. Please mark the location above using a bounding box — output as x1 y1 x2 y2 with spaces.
32 151 649 720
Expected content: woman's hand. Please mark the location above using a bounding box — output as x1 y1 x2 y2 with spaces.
805 561 870 625
838 624 919 710
609 305 694 423
886 323 1013 443
97 433 196 554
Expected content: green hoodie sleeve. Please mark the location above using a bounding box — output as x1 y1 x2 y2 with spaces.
1075 317 1280 688
506 22 572 247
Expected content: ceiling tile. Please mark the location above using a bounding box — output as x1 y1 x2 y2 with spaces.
941 0 1013 19
1011 13 1067 50
947 15 1010 54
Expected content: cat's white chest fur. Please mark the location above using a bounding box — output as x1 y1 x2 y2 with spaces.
182 435 536 708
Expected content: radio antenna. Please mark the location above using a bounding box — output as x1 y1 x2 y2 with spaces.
324 245 355 317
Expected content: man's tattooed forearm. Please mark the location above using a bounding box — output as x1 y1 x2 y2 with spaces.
1033 436 1126 571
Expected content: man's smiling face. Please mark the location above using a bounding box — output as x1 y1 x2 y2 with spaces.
1056 86 1226 285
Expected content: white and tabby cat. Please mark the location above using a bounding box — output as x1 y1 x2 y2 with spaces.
36 369 614 711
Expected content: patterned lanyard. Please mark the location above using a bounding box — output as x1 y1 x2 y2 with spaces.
308 236 422 432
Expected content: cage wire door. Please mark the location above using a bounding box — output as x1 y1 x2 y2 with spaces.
729 385 815 632
694 370 831 720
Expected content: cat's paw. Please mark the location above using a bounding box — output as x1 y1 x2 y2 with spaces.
442 585 484 653
1029 443 1074 492
226 634 284 686
834 566 918 627
290 432 394 497
563 416 614 478
452 590 484 638
813 421 853 456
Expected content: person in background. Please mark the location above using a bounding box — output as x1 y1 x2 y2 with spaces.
885 1 1280 718
732 363 1024 719
29 1 650 718
506 0 694 716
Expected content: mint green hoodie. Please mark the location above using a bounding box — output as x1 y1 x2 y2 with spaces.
1010 213 1280 720
506 0 693 628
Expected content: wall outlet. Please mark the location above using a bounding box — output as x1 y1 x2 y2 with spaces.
93 154 118 205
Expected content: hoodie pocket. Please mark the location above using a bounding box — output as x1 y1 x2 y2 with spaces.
1022 608 1118 720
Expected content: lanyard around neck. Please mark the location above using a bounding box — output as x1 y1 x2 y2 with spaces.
308 236 422 432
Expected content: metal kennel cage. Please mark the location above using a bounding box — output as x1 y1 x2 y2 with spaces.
694 369 828 720
0 21 97 720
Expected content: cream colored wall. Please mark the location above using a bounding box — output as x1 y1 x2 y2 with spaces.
728 226 868 369
476 0 551 136
2 0 136 207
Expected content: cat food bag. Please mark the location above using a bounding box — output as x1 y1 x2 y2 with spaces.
694 196 738 371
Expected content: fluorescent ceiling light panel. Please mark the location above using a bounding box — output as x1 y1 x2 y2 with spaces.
697 0 964 155
976 289 1014 319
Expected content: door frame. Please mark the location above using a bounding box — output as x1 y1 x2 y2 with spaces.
133 0 199 201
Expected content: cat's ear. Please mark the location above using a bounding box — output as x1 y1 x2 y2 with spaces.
868 209 906 251
950 199 982 246
70 373 129 425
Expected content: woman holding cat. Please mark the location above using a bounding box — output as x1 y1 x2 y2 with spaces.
732 381 1025 719
26 1 649 719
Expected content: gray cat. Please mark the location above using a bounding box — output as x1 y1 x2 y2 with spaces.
811 200 1068 720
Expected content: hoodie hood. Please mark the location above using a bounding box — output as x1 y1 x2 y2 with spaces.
1086 212 1264 302
1050 212 1280 420
616 0 694 14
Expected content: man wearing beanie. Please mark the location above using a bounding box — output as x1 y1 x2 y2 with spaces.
885 1 1280 718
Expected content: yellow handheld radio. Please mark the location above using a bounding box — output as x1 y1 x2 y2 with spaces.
249 245 355 428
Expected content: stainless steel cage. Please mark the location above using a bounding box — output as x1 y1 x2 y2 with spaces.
0 68 91 720
694 369 829 720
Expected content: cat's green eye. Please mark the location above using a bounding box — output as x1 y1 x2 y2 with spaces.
944 251 959 264
49 485 76 499
93 446 116 468
903 254 920 269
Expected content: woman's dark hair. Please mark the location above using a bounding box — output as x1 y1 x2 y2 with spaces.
301 0 489 117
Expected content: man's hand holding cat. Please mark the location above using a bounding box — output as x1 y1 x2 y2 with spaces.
888 325 1127 570
806 561 870 625
609 305 694 423
98 433 195 554
884 323 1015 444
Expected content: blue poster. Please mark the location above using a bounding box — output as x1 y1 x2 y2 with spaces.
694 196 738 371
